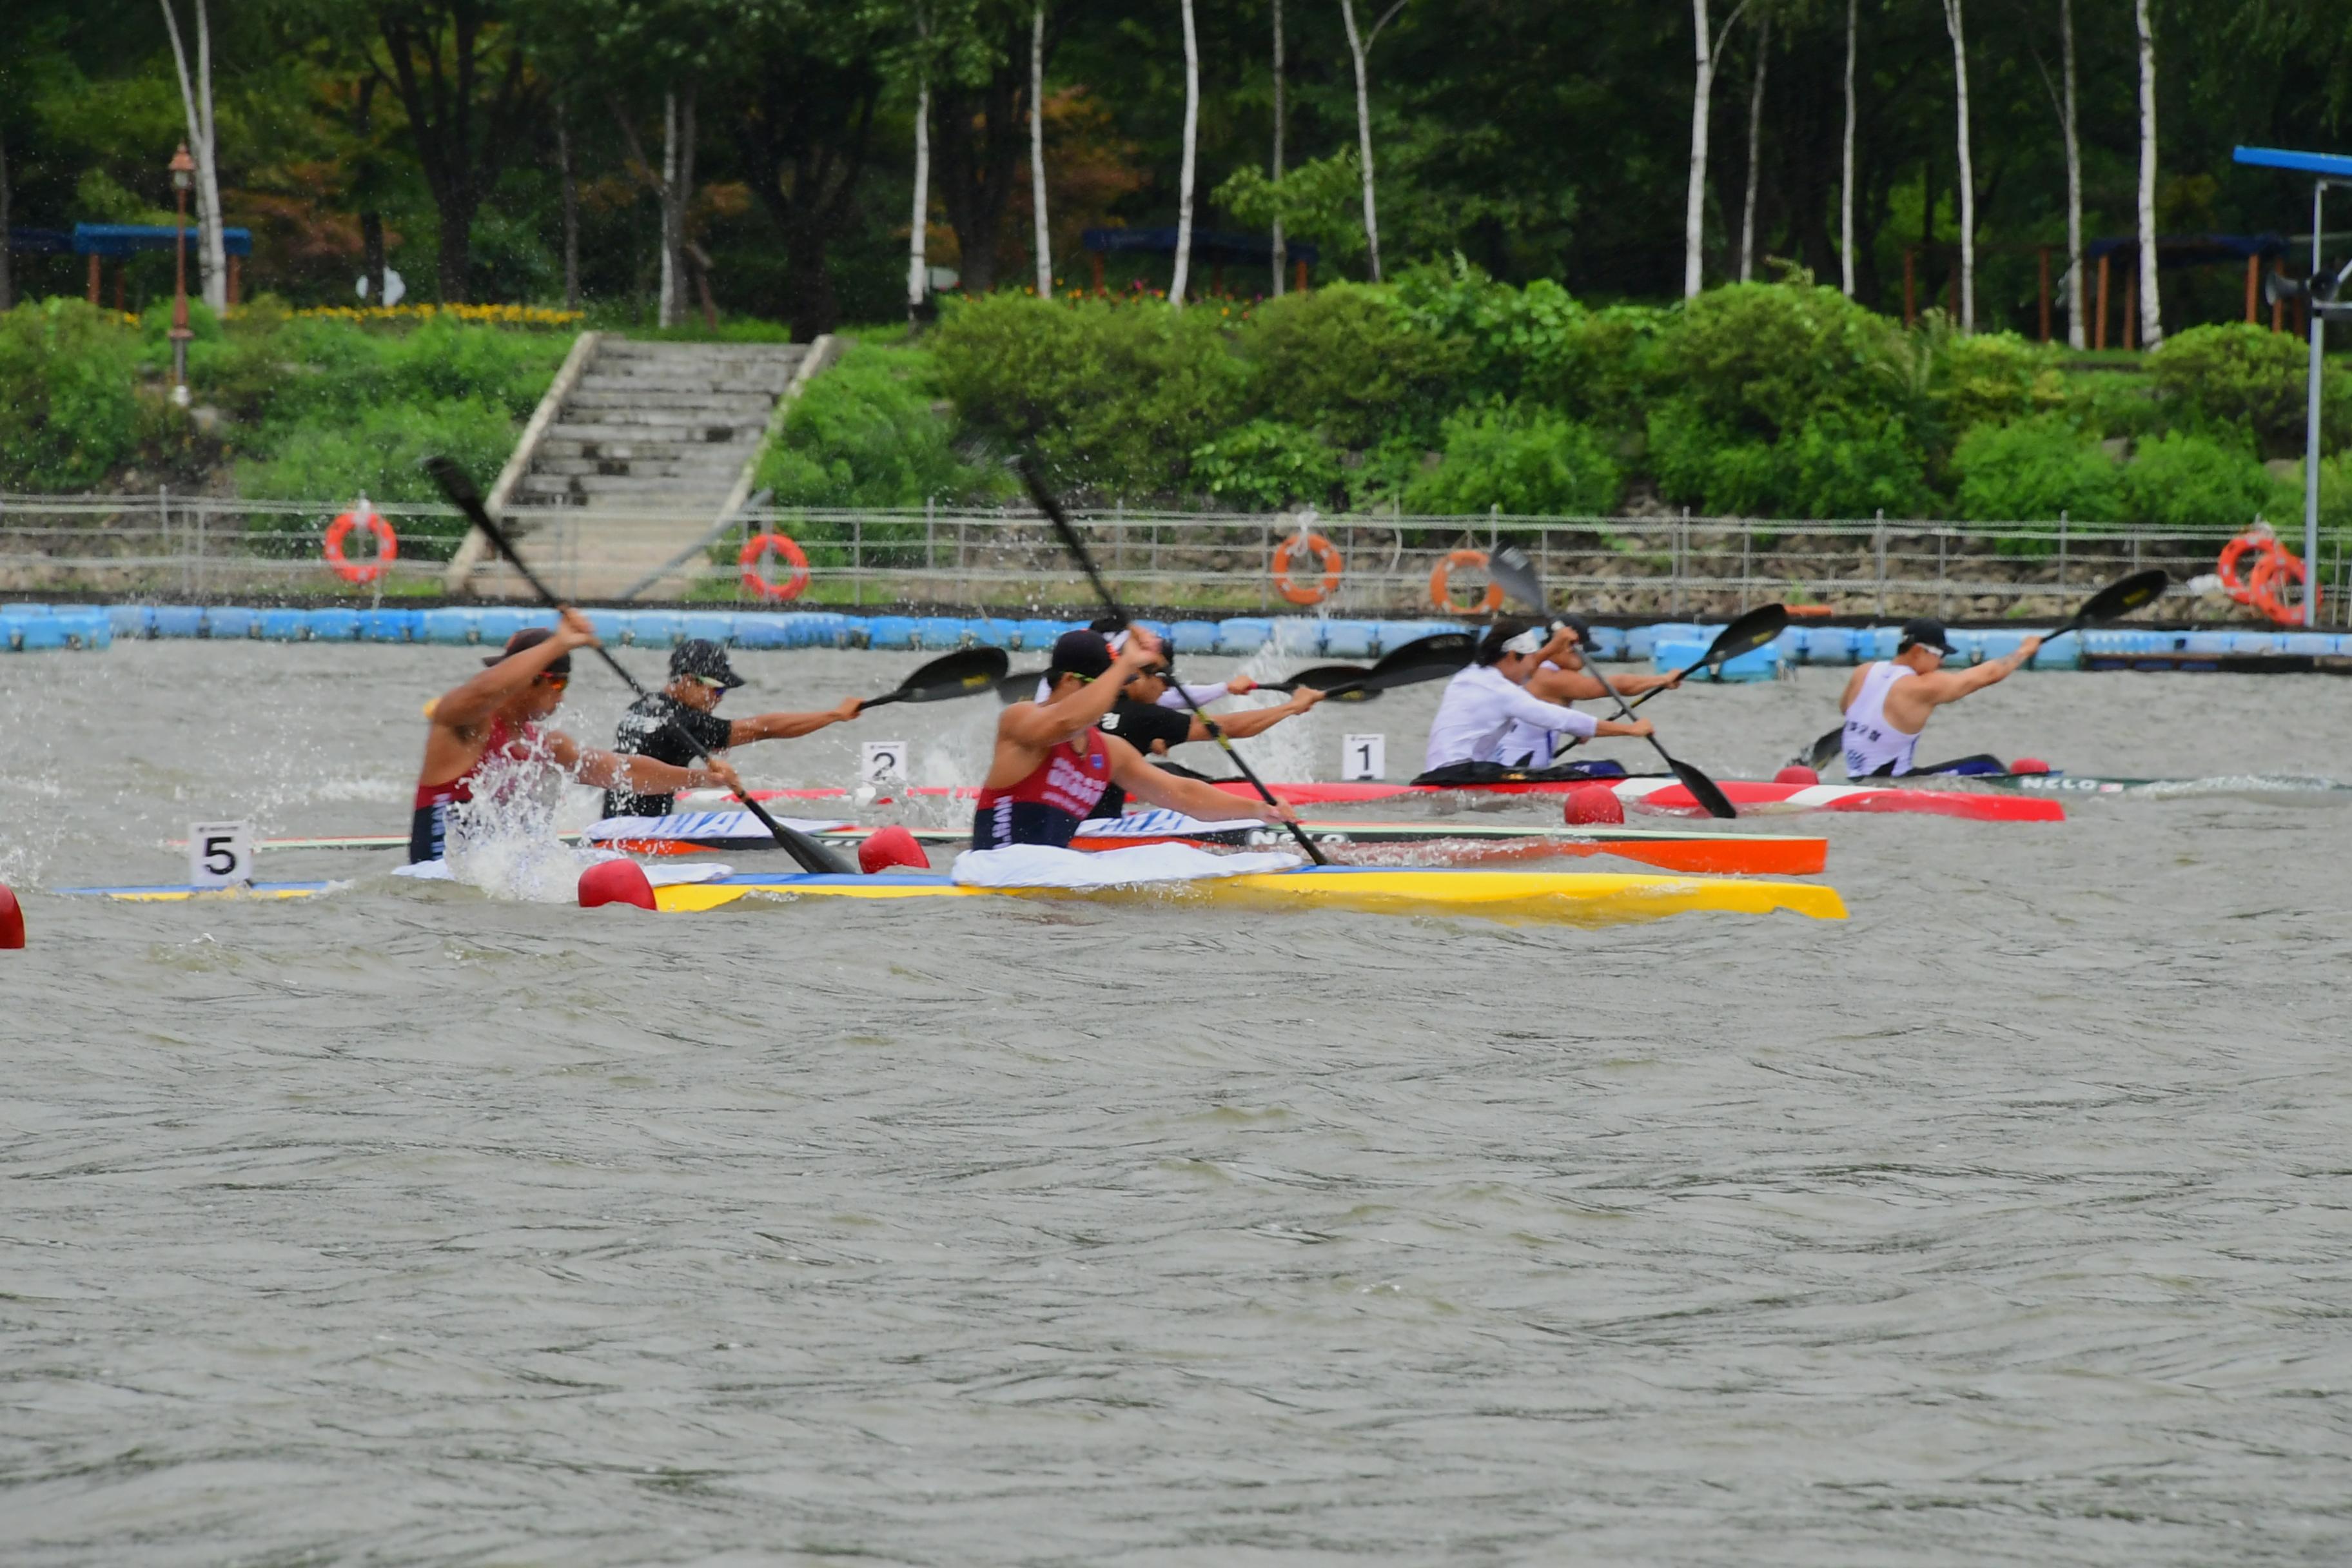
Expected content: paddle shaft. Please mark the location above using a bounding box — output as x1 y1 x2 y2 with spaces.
1017 458 1326 865
429 462 851 876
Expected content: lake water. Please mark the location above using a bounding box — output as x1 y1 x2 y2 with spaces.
5 641 2351 1565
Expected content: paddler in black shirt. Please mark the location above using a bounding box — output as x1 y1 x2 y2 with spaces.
602 638 863 818
1090 660 1327 818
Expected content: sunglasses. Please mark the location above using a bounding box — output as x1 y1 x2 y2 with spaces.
536 672 569 689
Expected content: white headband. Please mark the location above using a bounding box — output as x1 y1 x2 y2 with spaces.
1500 627 1546 657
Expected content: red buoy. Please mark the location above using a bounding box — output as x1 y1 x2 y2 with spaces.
578 859 658 910
0 883 23 950
2009 757 2052 774
1774 765 1821 785
1562 784 1625 825
858 825 930 874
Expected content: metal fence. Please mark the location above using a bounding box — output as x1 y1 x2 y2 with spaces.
3 491 2342 625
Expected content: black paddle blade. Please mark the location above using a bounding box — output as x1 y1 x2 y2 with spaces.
1271 663 1377 700
2072 569 2169 629
1668 755 1740 819
1802 724 1845 773
1701 604 1790 667
996 667 1046 703
1369 631 1478 677
1487 544 1546 612
872 646 1010 706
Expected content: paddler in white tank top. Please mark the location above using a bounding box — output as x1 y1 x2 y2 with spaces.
1838 618 2042 778
1496 614 1685 769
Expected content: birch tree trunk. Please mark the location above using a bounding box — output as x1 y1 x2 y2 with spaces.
1941 0 1975 332
1030 6 1052 295
1840 0 1857 297
1685 0 1720 299
908 68 930 318
1270 0 1286 296
1339 0 1382 282
159 0 227 311
655 89 698 329
2135 0 2163 348
2061 0 2084 348
1171 0 1199 307
1740 17 1769 283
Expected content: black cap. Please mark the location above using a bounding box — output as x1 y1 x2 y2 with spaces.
1552 613 1592 644
482 625 571 673
1897 619 1957 656
670 638 745 688
1046 629 1113 682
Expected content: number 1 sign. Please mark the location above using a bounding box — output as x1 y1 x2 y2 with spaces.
1341 734 1386 781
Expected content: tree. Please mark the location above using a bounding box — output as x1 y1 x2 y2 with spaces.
368 0 537 303
930 3 1037 296
1171 0 1198 305
2135 0 2162 348
1839 0 1856 297
1685 0 1750 299
1269 0 1286 296
908 6 932 319
157 0 226 311
1939 0 1974 331
1739 15 1770 282
1337 0 1409 282
2032 0 2086 349
1029 4 1049 295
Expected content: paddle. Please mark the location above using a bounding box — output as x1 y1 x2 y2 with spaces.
1278 634 1475 700
1015 455 1327 865
859 646 1010 709
1486 544 1739 820
1791 569 2170 774
424 456 855 877
1623 605 1790 711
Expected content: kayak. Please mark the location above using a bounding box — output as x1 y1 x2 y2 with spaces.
195 814 1832 876
1958 770 2352 803
703 778 2064 823
55 867 1847 925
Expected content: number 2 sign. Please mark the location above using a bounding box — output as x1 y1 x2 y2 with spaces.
861 741 910 785
187 821 254 889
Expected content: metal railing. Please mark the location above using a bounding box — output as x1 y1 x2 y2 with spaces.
2 492 2342 625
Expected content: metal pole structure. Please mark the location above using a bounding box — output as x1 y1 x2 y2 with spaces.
2304 180 2326 627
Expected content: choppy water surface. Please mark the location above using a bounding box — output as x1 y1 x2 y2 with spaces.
5 641 2352 1565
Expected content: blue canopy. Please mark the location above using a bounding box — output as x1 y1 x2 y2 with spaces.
1082 227 1318 267
2235 145 2352 181
72 223 252 258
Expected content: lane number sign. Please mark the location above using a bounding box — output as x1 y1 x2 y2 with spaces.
188 821 255 888
861 741 911 786
1342 734 1386 781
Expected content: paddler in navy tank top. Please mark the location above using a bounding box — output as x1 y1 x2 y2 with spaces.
973 628 1298 849
410 611 743 862
1838 619 2042 778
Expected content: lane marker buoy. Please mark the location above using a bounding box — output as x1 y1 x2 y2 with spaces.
0 883 23 949
857 825 930 874
579 860 657 910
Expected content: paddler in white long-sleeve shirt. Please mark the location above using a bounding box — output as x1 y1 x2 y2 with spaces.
1416 620 1652 786
1494 612 1683 769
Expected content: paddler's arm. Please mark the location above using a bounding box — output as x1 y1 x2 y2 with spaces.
1001 634 1162 749
1185 687 1325 742
1526 665 1679 703
1905 636 2043 710
543 731 743 795
1500 685 1652 741
727 696 863 744
432 608 596 732
1106 735 1298 824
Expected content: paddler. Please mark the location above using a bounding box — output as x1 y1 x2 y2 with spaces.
1839 619 2042 778
411 615 742 863
975 628 1298 848
1417 620 1652 786
1496 613 1683 769
1089 659 1327 817
603 638 863 818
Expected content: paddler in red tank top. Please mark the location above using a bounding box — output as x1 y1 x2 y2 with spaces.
411 611 743 862
972 628 1298 850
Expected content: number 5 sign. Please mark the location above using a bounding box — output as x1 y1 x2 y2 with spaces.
1342 734 1386 781
188 821 255 888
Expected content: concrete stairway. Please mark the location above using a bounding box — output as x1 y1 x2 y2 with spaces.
450 336 821 600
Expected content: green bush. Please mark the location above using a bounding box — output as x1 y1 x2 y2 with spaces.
1238 283 1464 449
1190 419 1346 510
236 397 516 524
932 291 1246 497
1393 261 1665 428
2116 431 2294 529
0 299 144 489
1952 416 2123 522
2150 323 2352 457
1650 407 1934 519
1403 404 1621 515
1651 282 1906 444
754 342 1001 508
1939 332 2067 436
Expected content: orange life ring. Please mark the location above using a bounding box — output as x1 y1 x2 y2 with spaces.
2249 545 2309 626
2215 533 2274 605
322 508 398 584
738 532 810 601
1271 532 1344 605
1428 549 1504 615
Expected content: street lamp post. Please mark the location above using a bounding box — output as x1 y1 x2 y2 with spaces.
168 142 195 407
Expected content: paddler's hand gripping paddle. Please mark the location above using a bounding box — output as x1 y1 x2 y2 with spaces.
1015 455 1328 866
1794 569 2170 775
424 455 855 876
1484 544 1741 821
